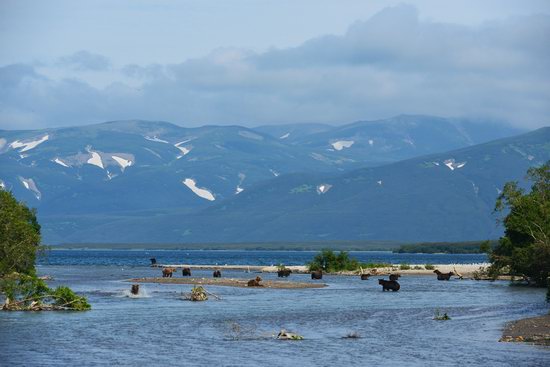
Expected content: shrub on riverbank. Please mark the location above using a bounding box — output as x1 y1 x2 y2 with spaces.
307 250 390 272
489 162 550 287
0 190 90 311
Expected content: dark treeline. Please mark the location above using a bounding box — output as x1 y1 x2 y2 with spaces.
394 240 497 254
50 240 401 251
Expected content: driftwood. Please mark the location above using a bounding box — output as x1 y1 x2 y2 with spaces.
182 286 221 301
277 330 304 340
453 267 464 280
2 295 82 311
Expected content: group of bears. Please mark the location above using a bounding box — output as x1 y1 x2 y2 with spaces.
161 267 221 278
155 256 455 292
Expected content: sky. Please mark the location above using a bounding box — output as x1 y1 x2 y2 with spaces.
0 0 549 130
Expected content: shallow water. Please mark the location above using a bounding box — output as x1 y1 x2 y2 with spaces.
2 252 549 366
38 249 488 267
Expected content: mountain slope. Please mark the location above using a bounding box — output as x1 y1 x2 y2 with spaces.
52 127 550 243
288 115 524 166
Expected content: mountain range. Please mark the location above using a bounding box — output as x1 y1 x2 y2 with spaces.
1 115 543 244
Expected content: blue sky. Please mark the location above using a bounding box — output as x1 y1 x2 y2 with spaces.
1 0 549 129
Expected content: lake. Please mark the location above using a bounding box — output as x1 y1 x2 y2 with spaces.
1 250 548 366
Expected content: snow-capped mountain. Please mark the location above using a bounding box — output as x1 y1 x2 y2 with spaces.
0 116 531 243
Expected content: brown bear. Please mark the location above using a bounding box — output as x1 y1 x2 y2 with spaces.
378 279 400 291
162 267 175 277
433 270 454 281
247 276 263 287
311 270 323 280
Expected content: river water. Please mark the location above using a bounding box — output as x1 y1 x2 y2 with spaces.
1 250 548 366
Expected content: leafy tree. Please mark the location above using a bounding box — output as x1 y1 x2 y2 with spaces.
0 190 42 276
0 190 90 311
308 250 361 272
490 162 550 286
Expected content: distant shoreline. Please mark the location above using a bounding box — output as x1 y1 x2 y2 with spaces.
46 240 496 253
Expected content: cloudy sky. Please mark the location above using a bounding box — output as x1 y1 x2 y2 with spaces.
1 0 549 130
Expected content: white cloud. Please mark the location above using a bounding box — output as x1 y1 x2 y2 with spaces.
1 5 549 130
57 50 111 71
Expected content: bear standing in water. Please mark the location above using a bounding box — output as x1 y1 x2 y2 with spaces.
378 279 400 291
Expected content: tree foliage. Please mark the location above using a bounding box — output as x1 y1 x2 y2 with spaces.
490 162 550 286
0 190 90 311
308 250 361 272
0 190 42 276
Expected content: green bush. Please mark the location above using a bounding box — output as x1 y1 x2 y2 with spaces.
1 274 90 311
0 190 90 311
0 191 42 276
399 263 411 270
307 250 393 272
425 264 435 270
490 162 550 287
307 250 361 272
52 286 91 310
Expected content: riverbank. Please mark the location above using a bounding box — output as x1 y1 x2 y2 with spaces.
129 277 326 289
501 314 550 346
152 263 494 278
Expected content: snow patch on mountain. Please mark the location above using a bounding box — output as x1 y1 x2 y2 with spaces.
106 170 117 180
18 177 41 200
10 135 49 152
443 159 466 171
269 169 280 177
175 145 192 156
280 132 290 139
112 155 133 170
0 179 5 190
235 186 244 194
53 158 70 167
144 136 169 143
316 184 332 194
174 140 193 158
144 148 161 158
368 139 374 146
331 140 354 151
469 180 479 195
238 130 264 141
183 178 215 201
402 137 415 146
87 151 104 169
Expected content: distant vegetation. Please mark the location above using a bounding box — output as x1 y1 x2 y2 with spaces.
488 162 550 287
52 240 400 251
307 250 390 272
394 241 497 254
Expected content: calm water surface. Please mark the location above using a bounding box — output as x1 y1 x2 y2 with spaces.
37 249 488 266
1 251 548 366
